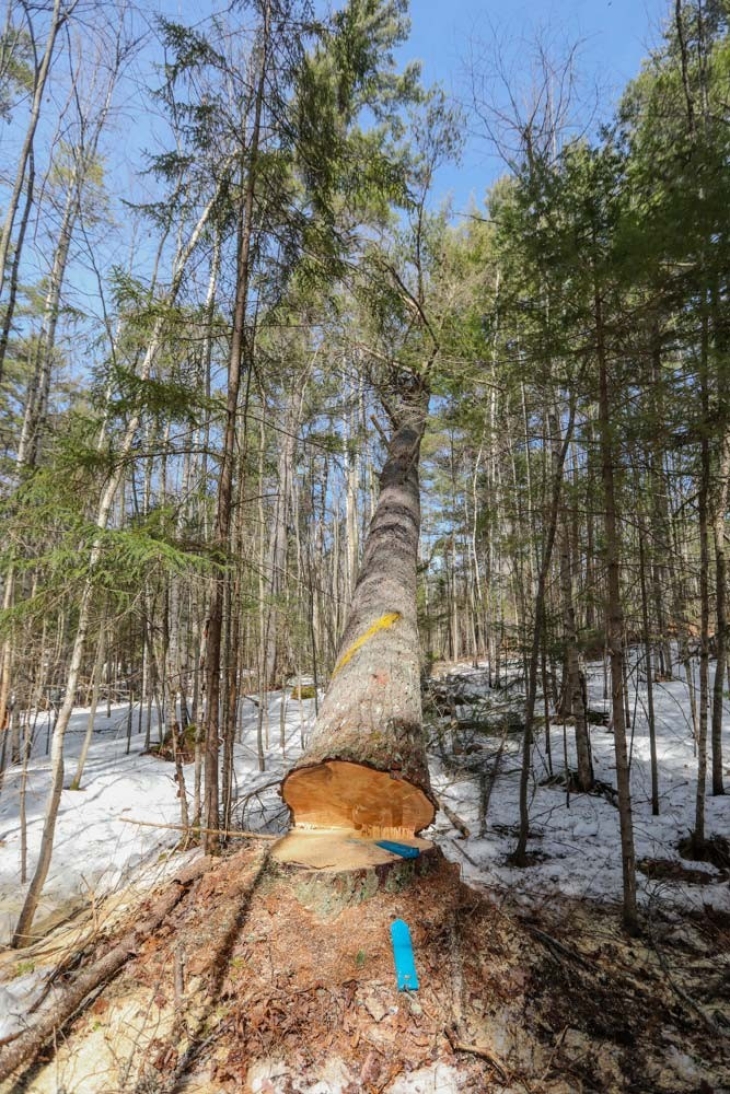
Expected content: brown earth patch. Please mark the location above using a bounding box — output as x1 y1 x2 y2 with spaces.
148 724 200 763
2 845 729 1094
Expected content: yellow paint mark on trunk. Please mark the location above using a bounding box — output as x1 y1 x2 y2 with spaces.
331 611 401 678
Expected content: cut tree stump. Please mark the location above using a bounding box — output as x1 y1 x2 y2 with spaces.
271 831 440 917
272 826 433 872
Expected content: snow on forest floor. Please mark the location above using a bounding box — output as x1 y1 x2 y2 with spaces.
0 656 728 1049
0 695 305 950
431 657 730 919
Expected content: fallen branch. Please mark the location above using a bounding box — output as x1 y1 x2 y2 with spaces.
450 838 480 869
540 1024 569 1081
647 916 726 1040
119 817 279 840
0 856 211 1084
437 798 471 839
233 778 285 813
526 926 592 971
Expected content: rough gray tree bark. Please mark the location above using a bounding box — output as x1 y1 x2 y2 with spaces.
282 380 436 839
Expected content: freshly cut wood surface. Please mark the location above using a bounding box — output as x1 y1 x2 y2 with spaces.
282 760 434 834
271 827 432 871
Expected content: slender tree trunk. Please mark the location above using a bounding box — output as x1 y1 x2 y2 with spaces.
0 0 67 304
583 418 599 635
513 400 575 864
555 426 592 791
345 376 362 604
0 145 34 387
710 426 730 797
204 2 269 851
639 525 660 816
264 380 307 687
649 331 673 679
693 312 712 852
0 163 77 736
69 626 105 791
17 178 77 467
595 273 638 933
11 187 222 945
19 709 32 884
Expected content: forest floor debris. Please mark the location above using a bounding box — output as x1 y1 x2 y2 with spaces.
1 846 729 1092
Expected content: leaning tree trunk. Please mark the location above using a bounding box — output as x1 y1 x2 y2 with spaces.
0 0 65 306
281 389 436 840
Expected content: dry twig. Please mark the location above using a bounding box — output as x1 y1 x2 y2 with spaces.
119 817 278 840
437 798 471 839
445 1026 509 1082
526 925 592 971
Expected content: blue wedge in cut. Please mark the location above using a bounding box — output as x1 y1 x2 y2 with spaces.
391 918 419 991
375 840 420 859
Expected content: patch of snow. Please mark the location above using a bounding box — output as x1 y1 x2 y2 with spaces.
248 1056 355 1093
0 967 47 1040
388 1062 464 1093
664 1045 702 1083
0 694 316 945
431 653 730 916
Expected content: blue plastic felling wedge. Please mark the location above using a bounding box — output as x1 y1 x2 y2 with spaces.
375 840 420 860
391 918 419 991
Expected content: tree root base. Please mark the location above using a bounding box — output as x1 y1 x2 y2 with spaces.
269 829 439 916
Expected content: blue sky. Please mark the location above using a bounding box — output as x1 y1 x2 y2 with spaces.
397 0 670 210
142 0 670 216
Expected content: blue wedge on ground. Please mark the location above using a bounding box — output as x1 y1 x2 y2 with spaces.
391 918 419 991
375 840 420 859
